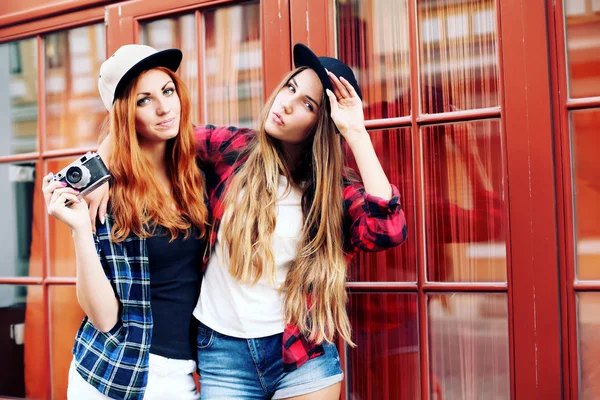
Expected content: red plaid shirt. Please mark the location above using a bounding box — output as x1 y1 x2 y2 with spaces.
194 125 407 371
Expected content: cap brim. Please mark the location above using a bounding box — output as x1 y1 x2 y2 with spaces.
293 43 333 96
114 48 183 103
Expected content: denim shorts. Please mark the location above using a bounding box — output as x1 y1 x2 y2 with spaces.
196 321 343 399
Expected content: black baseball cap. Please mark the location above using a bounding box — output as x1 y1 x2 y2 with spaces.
293 43 362 100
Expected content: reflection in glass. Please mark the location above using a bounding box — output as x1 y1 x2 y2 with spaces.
142 14 199 124
429 293 509 399
578 292 600 398
565 1 600 97
422 120 505 282
45 25 106 151
0 38 38 155
419 1 500 113
572 109 600 280
47 157 81 277
0 162 41 278
336 0 411 119
347 293 419 399
347 129 415 282
50 285 84 399
203 2 262 128
0 285 44 399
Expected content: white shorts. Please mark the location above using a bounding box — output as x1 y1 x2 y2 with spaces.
67 354 199 400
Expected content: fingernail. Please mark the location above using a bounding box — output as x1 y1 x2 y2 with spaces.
100 215 105 224
60 182 67 187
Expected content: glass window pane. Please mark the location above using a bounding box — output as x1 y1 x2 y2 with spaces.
565 1 600 98
47 157 83 277
45 24 106 151
0 162 43 278
429 293 509 399
347 128 416 282
0 38 38 155
336 0 411 119
203 2 262 128
422 120 506 282
572 109 600 280
142 14 199 124
419 1 500 113
578 292 600 399
50 285 84 399
346 293 419 399
0 285 45 399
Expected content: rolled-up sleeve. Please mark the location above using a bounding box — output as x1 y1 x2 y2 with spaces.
345 183 408 252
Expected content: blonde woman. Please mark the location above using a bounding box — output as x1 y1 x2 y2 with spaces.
44 45 208 399
91 43 407 399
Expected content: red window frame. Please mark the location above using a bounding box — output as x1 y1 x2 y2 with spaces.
0 0 572 398
0 7 107 399
291 0 563 398
548 0 600 399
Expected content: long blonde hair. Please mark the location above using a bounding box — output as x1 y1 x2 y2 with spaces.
108 67 208 242
220 68 354 345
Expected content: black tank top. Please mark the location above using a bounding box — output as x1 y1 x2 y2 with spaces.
146 225 203 360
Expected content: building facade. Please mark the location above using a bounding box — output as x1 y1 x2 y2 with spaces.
0 0 598 398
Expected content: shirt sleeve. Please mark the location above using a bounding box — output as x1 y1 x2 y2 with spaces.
93 232 114 282
344 182 408 253
194 125 254 167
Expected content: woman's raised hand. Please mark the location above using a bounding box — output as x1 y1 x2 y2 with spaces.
325 70 366 144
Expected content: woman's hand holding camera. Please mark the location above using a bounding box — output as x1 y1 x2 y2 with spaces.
42 173 91 233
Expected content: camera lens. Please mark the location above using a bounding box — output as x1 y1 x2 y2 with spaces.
66 166 83 183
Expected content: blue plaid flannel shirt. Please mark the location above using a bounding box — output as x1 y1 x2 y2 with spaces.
71 214 152 400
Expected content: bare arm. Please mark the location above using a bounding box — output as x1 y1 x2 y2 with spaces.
71 225 119 332
345 130 392 199
86 135 113 231
97 133 112 166
43 174 119 332
326 72 392 199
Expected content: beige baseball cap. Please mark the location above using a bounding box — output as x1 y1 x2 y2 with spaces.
98 44 183 110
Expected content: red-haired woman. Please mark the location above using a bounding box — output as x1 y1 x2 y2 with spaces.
41 45 208 400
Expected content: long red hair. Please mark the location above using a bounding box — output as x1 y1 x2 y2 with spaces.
108 67 208 242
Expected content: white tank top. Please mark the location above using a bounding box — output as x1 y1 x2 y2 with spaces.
193 176 303 338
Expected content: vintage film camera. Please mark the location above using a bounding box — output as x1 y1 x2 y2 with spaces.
52 152 111 202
